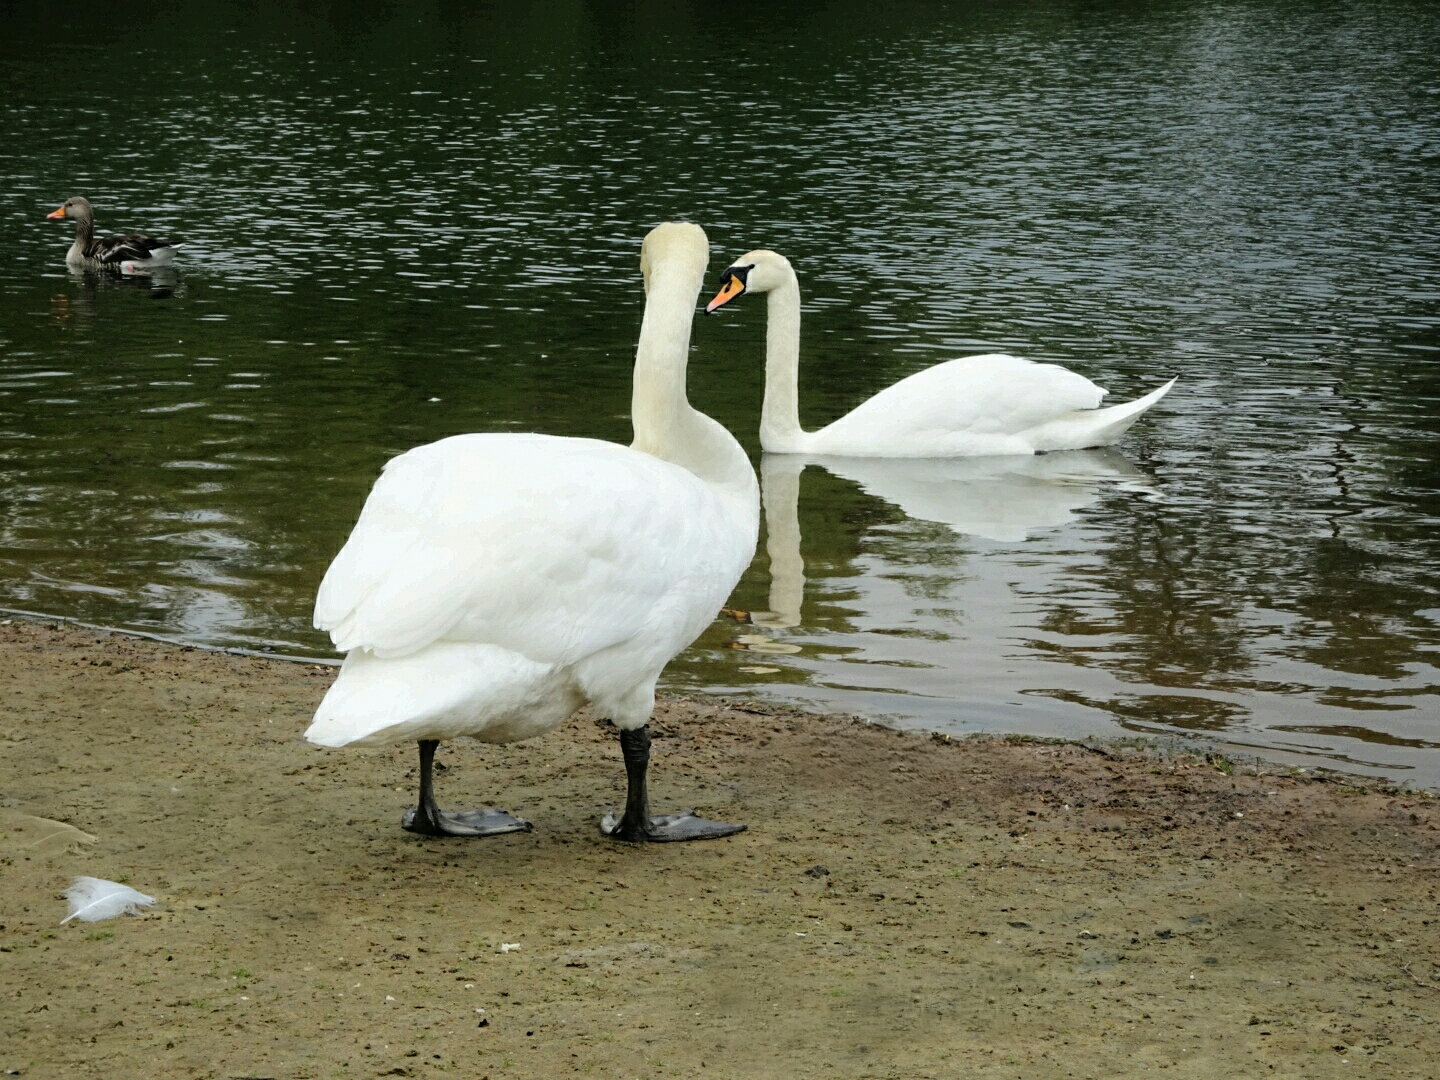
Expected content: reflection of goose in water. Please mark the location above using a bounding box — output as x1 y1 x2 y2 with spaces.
69 264 179 295
50 267 179 331
751 449 1153 628
706 249 1174 457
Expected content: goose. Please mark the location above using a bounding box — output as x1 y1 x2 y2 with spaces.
706 250 1175 457
304 222 759 843
46 196 183 271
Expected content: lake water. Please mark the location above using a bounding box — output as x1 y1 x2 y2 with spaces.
2 3 1438 784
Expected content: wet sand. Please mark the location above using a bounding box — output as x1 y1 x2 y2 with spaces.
1 619 1437 1079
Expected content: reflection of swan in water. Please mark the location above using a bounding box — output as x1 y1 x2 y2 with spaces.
817 448 1153 543
753 455 808 628
751 449 1153 627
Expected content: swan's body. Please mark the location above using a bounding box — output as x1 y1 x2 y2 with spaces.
706 250 1174 457
47 196 183 271
307 222 758 842
306 433 755 748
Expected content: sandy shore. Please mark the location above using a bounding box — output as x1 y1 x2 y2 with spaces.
1 619 1437 1079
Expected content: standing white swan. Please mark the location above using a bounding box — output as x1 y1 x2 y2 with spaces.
305 223 759 843
705 250 1175 457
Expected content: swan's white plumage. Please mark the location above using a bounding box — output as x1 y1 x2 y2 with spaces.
715 250 1174 457
804 353 1112 457
306 223 758 750
314 435 735 663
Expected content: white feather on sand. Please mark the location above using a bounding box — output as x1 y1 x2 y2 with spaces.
60 876 157 924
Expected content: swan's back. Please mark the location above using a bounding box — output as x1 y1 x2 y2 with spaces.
811 353 1105 456
315 432 753 665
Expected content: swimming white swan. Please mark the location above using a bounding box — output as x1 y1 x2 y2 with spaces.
706 250 1175 457
305 222 759 843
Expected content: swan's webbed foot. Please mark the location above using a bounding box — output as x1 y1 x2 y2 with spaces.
601 725 746 844
401 739 532 838
600 809 746 843
403 804 532 837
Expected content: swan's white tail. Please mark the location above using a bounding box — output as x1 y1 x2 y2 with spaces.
1027 377 1177 452
304 643 577 748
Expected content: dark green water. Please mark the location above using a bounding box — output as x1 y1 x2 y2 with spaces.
3 2 1438 782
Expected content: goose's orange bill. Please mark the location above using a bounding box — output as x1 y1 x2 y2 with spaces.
46 206 67 219
705 274 746 314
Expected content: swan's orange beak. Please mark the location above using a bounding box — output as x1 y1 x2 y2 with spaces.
47 205 67 219
705 273 746 314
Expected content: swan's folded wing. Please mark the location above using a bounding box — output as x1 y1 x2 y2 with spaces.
829 353 1106 440
314 433 729 662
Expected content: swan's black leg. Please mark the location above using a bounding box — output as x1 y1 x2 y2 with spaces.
401 739 532 837
601 725 746 842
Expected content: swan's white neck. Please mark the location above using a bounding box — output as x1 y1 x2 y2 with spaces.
631 266 758 525
759 268 810 453
631 269 697 452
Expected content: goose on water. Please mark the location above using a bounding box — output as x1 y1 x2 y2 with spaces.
706 249 1175 457
46 196 183 271
305 222 759 843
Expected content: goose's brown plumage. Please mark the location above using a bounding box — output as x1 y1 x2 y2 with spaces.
47 196 183 269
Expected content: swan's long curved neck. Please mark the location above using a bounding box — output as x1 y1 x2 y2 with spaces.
631 266 758 519
759 271 807 451
631 269 703 457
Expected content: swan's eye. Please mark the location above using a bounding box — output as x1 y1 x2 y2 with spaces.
705 269 750 314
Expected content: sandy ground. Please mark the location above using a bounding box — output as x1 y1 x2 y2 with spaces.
1 619 1438 1079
